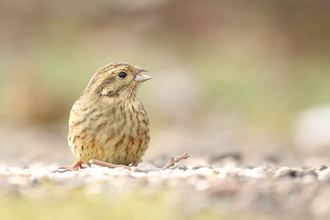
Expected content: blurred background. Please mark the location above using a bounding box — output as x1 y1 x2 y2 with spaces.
1 0 330 168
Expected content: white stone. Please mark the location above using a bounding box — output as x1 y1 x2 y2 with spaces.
275 167 291 176
130 172 147 178
293 105 330 153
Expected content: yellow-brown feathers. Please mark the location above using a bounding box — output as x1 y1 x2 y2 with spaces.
68 62 151 166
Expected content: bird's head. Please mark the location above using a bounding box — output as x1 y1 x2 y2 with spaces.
84 62 152 99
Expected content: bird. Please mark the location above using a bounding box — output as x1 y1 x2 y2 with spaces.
64 62 152 169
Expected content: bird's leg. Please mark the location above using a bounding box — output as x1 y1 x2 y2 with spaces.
131 161 139 167
88 159 130 169
58 160 85 170
161 153 190 170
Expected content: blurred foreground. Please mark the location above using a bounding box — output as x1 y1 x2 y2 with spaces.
1 164 330 220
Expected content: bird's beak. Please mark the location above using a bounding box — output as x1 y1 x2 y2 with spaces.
134 67 152 82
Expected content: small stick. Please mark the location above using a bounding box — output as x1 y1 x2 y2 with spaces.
161 152 190 170
87 153 190 170
88 159 130 169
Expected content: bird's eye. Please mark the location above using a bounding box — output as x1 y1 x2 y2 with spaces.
117 72 127 79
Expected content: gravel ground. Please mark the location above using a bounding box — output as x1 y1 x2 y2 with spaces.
1 162 330 220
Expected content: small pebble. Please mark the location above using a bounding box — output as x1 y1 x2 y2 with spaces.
130 172 147 178
318 168 330 182
319 165 328 171
191 165 205 170
170 165 188 171
303 169 317 177
275 167 291 176
131 164 160 173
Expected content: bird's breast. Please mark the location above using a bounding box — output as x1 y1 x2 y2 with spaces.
71 98 149 143
68 96 150 164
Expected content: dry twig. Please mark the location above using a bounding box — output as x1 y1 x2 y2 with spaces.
88 159 130 169
60 153 190 171
161 152 190 170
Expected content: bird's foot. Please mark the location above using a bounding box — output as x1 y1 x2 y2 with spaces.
58 160 86 170
131 161 139 167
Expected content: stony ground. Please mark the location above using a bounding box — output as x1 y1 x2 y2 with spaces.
1 162 330 220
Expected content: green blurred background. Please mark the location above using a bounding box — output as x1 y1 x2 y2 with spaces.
1 0 330 167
